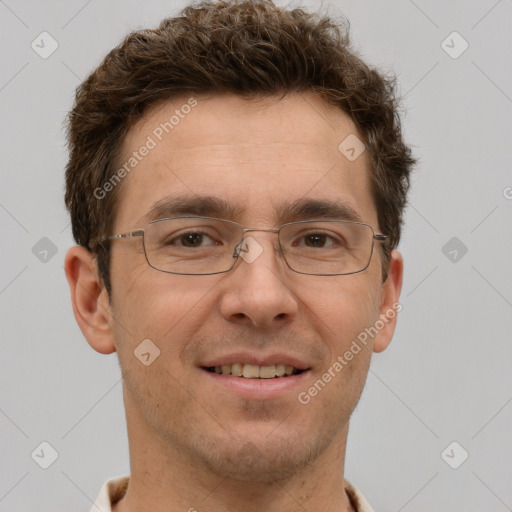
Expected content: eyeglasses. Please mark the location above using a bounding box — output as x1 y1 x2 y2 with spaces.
100 216 387 276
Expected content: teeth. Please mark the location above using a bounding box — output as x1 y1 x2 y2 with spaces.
243 364 260 378
231 363 243 377
259 365 276 379
209 363 303 378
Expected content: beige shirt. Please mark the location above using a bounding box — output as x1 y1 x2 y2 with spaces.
90 475 375 512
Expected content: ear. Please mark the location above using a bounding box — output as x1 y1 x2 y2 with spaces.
64 246 116 354
373 250 403 353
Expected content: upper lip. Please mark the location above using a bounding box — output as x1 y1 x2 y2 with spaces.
200 352 311 370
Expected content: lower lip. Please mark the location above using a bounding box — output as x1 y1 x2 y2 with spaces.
200 369 311 399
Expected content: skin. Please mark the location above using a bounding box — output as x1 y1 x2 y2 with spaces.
65 93 402 512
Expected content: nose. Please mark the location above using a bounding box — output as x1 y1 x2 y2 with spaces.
219 233 299 328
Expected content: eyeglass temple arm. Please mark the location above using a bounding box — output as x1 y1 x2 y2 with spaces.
106 230 144 241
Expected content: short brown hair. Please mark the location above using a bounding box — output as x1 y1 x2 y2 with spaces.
65 0 414 294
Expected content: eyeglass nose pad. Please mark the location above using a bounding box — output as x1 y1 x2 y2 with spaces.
232 240 249 259
232 244 241 259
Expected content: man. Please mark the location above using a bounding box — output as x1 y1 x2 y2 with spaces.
64 1 414 510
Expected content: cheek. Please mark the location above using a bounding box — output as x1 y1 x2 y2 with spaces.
309 280 378 405
302 273 380 331
296 274 382 375
111 268 221 362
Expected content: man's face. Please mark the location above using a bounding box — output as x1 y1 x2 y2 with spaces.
105 93 398 481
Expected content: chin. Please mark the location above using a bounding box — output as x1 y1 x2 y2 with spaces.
203 443 312 483
183 422 338 484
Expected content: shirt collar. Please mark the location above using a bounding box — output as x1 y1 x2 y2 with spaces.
90 475 375 512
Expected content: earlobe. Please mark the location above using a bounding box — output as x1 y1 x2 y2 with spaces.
64 246 116 354
373 250 403 353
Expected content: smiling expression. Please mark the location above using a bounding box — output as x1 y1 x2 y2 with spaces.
101 92 398 482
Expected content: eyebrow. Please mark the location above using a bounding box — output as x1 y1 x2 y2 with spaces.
277 197 363 224
138 195 363 225
139 195 244 225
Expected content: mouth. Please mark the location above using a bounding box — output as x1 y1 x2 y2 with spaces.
199 354 312 398
203 363 306 379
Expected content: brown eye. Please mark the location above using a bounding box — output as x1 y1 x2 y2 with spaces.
179 233 204 247
304 234 328 247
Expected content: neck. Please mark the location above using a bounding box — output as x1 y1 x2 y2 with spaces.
114 394 355 512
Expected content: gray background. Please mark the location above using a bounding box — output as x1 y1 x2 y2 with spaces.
1 0 511 510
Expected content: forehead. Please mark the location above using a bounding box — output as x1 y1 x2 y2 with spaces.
113 93 376 229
